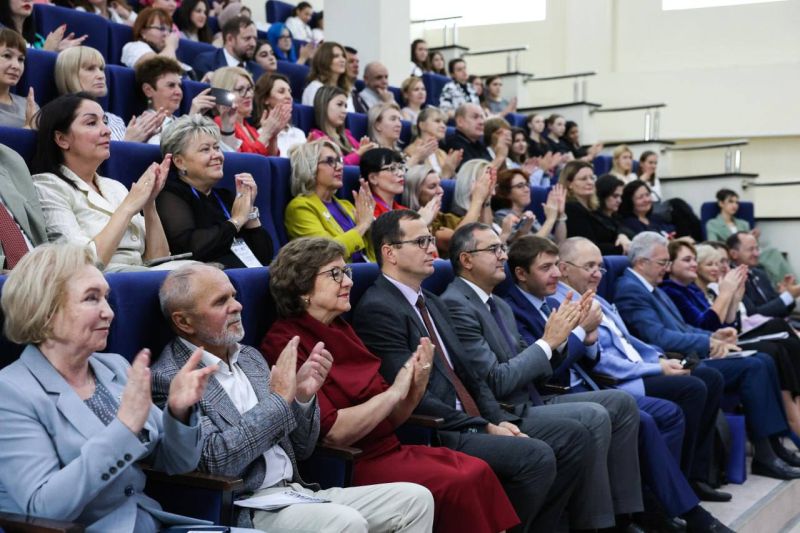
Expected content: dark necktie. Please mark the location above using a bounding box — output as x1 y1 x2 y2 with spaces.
415 295 481 417
748 274 769 302
0 203 29 269
487 296 516 353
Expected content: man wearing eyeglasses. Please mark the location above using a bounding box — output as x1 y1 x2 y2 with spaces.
616 232 800 481
353 210 589 532
438 224 647 532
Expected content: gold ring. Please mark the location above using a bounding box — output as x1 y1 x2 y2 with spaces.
421 363 431 370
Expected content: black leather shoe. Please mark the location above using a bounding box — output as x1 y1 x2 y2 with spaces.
658 516 687 532
689 518 734 533
689 480 732 502
774 443 800 467
752 458 800 479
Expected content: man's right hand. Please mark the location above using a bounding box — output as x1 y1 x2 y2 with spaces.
541 294 582 350
659 358 689 376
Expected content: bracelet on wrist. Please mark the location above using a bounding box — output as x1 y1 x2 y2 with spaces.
557 215 568 222
229 218 242 232
220 128 235 136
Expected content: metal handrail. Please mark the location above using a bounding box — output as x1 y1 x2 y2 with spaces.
462 46 529 56
663 140 748 151
743 179 800 188
524 71 596 82
591 103 667 113
410 16 462 24
523 71 596 103
590 103 667 142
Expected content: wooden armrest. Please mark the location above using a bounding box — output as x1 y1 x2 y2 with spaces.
543 383 571 394
140 464 244 491
590 372 620 387
314 444 363 461
0 512 84 533
406 414 444 428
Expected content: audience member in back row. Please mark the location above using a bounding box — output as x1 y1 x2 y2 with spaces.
0 28 36 128
619 179 675 237
122 8 191 74
135 57 219 146
544 114 571 155
0 243 213 533
610 144 637 183
707 188 795 285
404 107 462 179
266 23 314 66
427 50 446 76
368 101 403 152
302 41 355 111
55 46 163 142
284 0 314 42
309 85 376 166
438 58 479 119
31 94 174 272
253 40 278 75
360 61 395 110
0 143 47 270
400 75 426 124
262 237 520 533
254 73 305 157
0 0 85 51
562 120 603 162
210 66 289 156
285 140 376 263
410 38 428 76
445 103 502 170
174 0 212 44
75 0 136 25
493 169 568 244
594 174 636 240
193 16 262 81
526 112 550 158
483 75 517 116
562 160 632 254
156 115 273 268
636 150 662 201
153 262 435 531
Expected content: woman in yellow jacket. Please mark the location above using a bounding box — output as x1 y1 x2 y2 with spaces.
285 140 377 262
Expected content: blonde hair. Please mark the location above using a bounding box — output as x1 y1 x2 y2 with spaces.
611 144 633 175
1 243 96 345
54 46 106 95
289 139 342 197
210 66 254 92
402 164 436 211
452 159 491 216
696 244 726 266
367 101 401 147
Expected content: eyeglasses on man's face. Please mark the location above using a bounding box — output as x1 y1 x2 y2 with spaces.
318 156 344 168
564 261 607 275
643 257 672 268
317 265 353 284
466 243 508 258
390 235 436 249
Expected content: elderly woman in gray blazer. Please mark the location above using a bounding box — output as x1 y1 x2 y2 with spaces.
0 243 216 532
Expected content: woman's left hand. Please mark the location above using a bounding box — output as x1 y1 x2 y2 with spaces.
296 341 334 403
418 194 441 226
168 346 218 423
145 155 171 205
23 88 36 130
235 173 257 199
189 88 216 116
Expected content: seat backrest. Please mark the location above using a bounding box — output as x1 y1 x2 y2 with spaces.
0 127 37 165
593 155 612 176
388 86 403 107
176 39 217 69
336 165 361 202
16 48 59 108
105 270 172 362
421 260 455 296
267 156 292 246
440 178 455 213
505 113 528 128
106 64 144 122
525 186 551 222
399 119 412 145
225 267 274 347
107 22 133 65
104 141 162 188
700 201 754 240
598 255 630 301
421 72 450 107
34 4 109 57
292 103 315 134
266 0 295 23
347 262 381 318
276 60 309 103
345 113 368 140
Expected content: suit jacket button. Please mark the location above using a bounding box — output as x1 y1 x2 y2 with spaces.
109 467 117 474
117 460 125 468
124 485 135 497
124 454 132 461
101 473 110 481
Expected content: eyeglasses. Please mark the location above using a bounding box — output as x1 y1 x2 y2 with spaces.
278 34 292 39
564 261 607 275
510 182 529 190
318 156 344 168
145 25 171 32
233 86 254 97
317 265 353 284
466 243 509 258
390 235 436 249
381 163 407 174
643 258 672 268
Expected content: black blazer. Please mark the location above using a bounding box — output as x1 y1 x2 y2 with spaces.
743 266 795 318
352 275 519 431
565 201 624 255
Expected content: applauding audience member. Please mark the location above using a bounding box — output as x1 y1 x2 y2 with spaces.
302 41 354 111
31 94 174 271
368 101 403 151
400 75 426 124
309 85 376 165
156 115 272 268
285 140 376 262
122 8 190 73
563 120 602 162
55 46 163 142
619 180 675 237
0 243 213 532
267 23 314 66
404 107 461 179
75 0 136 25
445 103 500 169
193 16 261 81
493 170 567 243
0 28 36 128
174 0 212 43
254 73 305 157
359 61 394 110
0 0 85 50
438 58 479 119
483 75 517 116
484 116 514 169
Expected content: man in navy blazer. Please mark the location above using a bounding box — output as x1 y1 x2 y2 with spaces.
615 232 800 480
728 232 800 318
193 16 264 81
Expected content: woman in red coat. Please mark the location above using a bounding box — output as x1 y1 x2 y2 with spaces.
261 237 519 533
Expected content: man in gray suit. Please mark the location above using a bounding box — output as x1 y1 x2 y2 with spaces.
439 222 644 532
0 143 47 270
151 264 434 532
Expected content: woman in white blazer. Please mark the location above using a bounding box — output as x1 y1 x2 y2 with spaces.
0 243 216 532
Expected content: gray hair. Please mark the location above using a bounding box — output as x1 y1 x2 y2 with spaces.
367 101 401 148
558 236 596 264
449 222 491 275
288 139 342 197
696 243 725 266
628 231 668 264
159 114 222 159
402 164 436 211
159 263 223 320
452 159 491 216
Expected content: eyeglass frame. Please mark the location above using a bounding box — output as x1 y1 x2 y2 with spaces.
465 243 509 258
642 257 672 268
145 25 171 32
316 265 353 284
317 156 344 168
389 235 437 249
380 163 408 174
232 85 254 97
563 260 607 275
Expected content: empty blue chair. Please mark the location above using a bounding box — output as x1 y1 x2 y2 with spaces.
336 165 361 202
225 267 273 346
107 22 133 65
266 0 295 22
0 126 37 164
700 201 754 240
598 255 630 301
292 103 315 134
267 156 292 246
421 72 450 107
179 79 211 116
33 4 109 57
440 179 455 213
106 64 144 123
16 48 58 108
346 113 368 140
276 60 309 102
421 260 455 296
176 39 216 69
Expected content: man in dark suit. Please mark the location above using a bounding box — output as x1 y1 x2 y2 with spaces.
728 231 800 318
192 16 264 81
615 231 800 480
443 103 503 170
0 143 47 270
353 210 594 533
151 264 435 531
439 225 647 531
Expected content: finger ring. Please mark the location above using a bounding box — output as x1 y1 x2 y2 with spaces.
422 363 431 370
235 192 242 199
404 362 412 370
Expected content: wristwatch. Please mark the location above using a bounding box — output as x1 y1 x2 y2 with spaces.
247 207 260 221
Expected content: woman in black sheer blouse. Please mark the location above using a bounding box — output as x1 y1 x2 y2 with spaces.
156 114 273 268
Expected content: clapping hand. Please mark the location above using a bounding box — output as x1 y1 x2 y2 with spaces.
23 88 36 130
296 341 334 403
541 291 582 350
167 347 218 423
353 179 376 232
117 349 155 433
270 336 300 404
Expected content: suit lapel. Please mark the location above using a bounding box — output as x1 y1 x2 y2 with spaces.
238 347 269 403
452 279 511 360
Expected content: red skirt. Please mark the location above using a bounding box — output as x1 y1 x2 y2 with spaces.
351 444 519 533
